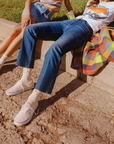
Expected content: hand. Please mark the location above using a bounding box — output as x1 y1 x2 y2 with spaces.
66 10 75 20
21 14 31 28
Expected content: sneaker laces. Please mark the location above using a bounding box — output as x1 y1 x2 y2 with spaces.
21 103 39 115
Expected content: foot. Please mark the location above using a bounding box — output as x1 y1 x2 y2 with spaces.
6 79 34 96
14 102 39 126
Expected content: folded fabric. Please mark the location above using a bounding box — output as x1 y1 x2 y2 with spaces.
71 25 114 75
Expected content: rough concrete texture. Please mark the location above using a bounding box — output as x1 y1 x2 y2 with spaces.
0 46 114 144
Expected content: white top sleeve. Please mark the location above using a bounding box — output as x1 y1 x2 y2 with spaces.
76 1 114 33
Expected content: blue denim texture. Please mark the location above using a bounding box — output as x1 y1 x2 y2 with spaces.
16 19 93 94
22 2 51 23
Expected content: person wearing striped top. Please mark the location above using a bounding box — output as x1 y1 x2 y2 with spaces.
0 0 74 71
41 0 65 13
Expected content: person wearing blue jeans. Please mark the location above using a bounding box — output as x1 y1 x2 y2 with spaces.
6 0 114 126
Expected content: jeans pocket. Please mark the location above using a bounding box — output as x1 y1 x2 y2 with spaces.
83 20 93 36
83 21 90 32
33 2 45 15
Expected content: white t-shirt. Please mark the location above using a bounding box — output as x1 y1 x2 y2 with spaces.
76 0 114 33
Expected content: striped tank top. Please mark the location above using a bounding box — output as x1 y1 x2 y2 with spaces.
40 0 63 12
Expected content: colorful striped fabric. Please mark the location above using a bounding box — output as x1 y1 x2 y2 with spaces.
71 25 114 75
40 0 63 12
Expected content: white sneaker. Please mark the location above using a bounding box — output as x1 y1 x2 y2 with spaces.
6 79 34 96
14 102 39 126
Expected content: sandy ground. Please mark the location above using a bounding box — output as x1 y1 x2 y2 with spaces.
0 48 114 144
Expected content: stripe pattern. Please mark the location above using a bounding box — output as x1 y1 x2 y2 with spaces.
41 0 63 12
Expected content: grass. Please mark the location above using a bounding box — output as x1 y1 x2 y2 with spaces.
0 0 88 23
0 0 25 22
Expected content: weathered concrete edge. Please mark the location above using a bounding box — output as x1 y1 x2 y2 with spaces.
0 18 17 40
0 18 114 95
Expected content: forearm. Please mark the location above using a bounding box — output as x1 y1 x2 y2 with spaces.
64 0 73 11
25 0 34 16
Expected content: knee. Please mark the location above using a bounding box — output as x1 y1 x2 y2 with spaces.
24 25 37 39
24 26 30 34
45 44 62 61
10 28 21 38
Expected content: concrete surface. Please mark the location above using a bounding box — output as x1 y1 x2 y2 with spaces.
0 18 17 40
0 18 114 144
0 49 114 144
0 18 114 96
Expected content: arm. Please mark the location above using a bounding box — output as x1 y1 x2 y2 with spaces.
64 0 75 19
21 0 34 28
24 0 34 16
64 0 73 12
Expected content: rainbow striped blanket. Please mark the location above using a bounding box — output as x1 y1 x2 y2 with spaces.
71 25 114 75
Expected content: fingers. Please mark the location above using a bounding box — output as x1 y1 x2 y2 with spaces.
21 15 32 28
22 19 31 28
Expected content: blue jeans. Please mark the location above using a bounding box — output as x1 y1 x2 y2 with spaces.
16 19 93 94
22 2 51 23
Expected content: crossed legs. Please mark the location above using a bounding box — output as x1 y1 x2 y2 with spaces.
0 16 36 69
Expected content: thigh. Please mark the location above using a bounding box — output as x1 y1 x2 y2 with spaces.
12 25 22 34
27 19 77 41
27 21 65 41
52 23 92 56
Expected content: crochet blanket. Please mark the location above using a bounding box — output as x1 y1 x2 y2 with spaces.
71 25 114 75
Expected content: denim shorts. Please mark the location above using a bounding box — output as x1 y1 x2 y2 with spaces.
22 1 51 23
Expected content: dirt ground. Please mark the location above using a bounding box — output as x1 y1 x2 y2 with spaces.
0 48 114 144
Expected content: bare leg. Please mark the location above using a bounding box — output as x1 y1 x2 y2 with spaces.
4 16 36 57
4 28 24 57
0 26 22 54
0 17 36 69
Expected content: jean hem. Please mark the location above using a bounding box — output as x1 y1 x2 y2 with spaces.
15 63 34 69
34 87 52 94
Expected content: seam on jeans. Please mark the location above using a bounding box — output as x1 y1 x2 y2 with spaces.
62 32 92 56
82 20 93 35
64 19 80 31
83 21 92 35
28 43 36 68
26 28 37 68
35 47 61 94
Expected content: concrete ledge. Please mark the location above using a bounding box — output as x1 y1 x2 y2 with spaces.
0 18 17 40
87 62 114 95
0 18 114 95
78 62 114 95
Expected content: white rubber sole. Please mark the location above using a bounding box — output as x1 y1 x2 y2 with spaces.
14 108 39 126
6 85 34 96
14 114 33 126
